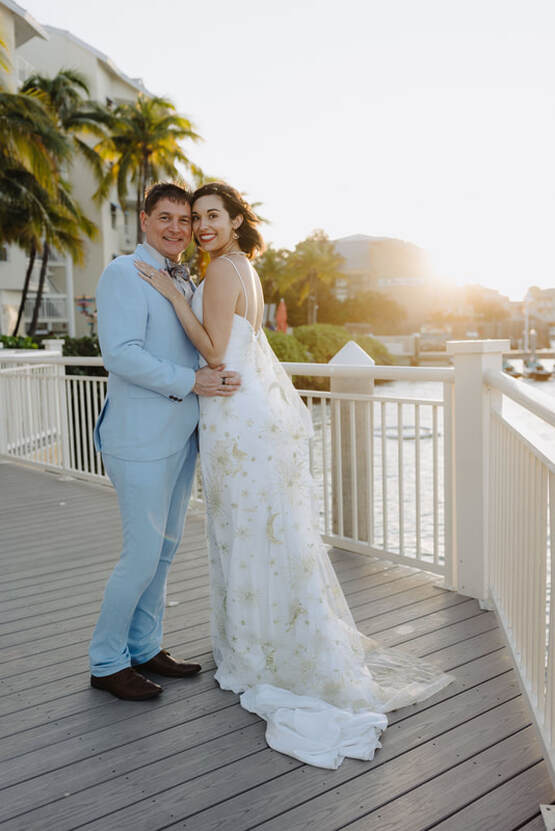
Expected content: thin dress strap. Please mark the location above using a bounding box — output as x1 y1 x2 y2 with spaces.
220 255 248 319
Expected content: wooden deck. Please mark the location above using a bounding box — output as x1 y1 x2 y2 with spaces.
0 460 553 831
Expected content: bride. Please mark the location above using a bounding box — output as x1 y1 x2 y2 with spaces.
135 181 453 769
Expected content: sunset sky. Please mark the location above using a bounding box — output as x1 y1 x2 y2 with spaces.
21 0 555 300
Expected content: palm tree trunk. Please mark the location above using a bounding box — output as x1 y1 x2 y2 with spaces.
28 241 49 337
12 244 36 336
136 176 143 245
307 269 317 325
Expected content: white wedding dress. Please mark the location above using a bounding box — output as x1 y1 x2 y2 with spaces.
191 260 452 769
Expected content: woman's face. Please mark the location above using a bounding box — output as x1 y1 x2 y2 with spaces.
192 194 241 256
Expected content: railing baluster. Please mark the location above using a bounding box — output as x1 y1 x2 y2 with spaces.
415 403 421 561
321 398 330 536
73 377 83 472
381 400 387 553
85 379 95 475
366 399 374 547
547 472 555 748
333 397 343 538
307 396 314 475
397 402 404 557
432 404 439 565
349 400 358 542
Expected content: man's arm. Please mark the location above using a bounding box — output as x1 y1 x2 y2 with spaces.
96 261 196 398
96 261 240 399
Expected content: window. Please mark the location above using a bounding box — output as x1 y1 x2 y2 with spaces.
0 246 7 262
110 203 117 230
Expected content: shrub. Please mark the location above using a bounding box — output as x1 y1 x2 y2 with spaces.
293 324 351 363
354 334 394 365
63 336 106 377
293 324 393 365
0 334 40 350
264 329 310 363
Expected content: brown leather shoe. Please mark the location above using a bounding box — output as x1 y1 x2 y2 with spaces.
90 667 162 700
135 649 201 678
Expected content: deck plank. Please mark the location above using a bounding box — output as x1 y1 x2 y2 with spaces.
426 761 554 831
0 461 553 831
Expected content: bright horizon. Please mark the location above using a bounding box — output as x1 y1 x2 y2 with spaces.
20 0 555 301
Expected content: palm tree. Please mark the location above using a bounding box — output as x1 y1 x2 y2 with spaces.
281 231 345 324
0 90 73 334
6 70 107 333
254 245 289 304
26 179 97 336
0 74 101 335
20 69 110 186
0 33 10 79
94 94 201 243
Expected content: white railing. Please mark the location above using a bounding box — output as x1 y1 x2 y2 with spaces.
0 350 454 577
484 367 554 783
282 366 454 577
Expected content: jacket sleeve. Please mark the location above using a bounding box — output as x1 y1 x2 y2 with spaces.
96 260 196 398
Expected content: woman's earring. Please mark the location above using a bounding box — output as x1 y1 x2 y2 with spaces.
232 229 239 240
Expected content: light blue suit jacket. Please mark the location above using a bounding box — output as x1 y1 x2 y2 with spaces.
93 244 199 461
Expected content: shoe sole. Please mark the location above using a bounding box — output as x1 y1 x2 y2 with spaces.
134 664 202 678
90 679 162 700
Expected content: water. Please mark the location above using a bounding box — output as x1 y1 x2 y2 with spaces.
309 368 554 564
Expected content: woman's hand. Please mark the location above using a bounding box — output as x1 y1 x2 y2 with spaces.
134 260 181 303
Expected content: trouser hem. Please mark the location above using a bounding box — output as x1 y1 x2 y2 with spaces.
130 644 162 666
90 659 131 678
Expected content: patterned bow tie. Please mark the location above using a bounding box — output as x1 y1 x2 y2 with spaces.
164 259 195 303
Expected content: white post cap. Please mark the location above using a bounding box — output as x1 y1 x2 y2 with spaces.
329 340 375 366
446 339 511 355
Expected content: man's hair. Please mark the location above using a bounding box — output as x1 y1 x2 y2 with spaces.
143 181 192 215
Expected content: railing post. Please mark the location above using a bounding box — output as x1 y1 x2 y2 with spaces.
329 341 375 542
42 338 71 473
0 367 8 457
446 339 509 601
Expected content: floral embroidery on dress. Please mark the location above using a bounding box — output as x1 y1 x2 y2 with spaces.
191 280 453 769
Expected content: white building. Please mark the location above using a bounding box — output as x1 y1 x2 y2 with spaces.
0 5 152 337
0 1 48 337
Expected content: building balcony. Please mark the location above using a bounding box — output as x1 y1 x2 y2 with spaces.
22 293 68 330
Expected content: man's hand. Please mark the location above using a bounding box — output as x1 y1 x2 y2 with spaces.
193 365 241 397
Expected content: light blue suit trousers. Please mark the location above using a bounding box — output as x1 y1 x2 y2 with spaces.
89 244 199 677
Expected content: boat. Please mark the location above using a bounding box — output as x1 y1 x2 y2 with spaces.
523 357 552 381
502 359 521 378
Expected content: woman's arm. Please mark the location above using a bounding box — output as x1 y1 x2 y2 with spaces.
135 259 239 367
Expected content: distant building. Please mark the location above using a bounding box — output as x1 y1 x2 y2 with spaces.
526 287 555 326
332 234 446 328
0 6 152 337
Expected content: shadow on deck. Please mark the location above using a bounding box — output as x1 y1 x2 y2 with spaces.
0 461 553 831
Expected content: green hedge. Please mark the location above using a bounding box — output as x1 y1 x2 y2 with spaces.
264 329 310 363
0 335 40 350
62 336 106 377
293 324 393 365
263 324 393 391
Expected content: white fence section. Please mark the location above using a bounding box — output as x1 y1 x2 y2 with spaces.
284 376 453 577
484 367 555 784
0 338 554 781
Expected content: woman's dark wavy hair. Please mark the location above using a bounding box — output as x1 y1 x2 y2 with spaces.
192 182 265 259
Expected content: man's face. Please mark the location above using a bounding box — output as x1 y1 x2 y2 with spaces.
140 198 192 261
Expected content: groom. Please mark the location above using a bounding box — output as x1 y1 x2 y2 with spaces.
89 181 240 701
